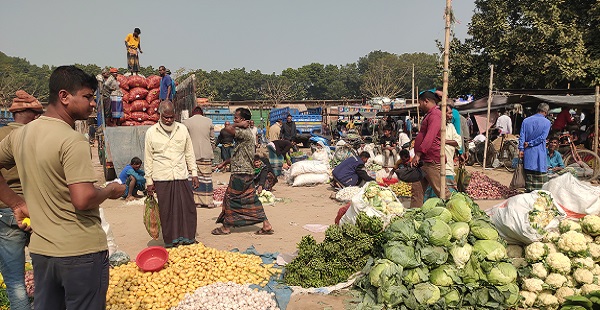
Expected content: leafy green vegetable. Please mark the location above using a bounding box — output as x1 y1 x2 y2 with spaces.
472 240 508 261
449 243 472 269
450 222 470 242
470 219 499 240
443 288 461 308
384 241 421 268
429 264 460 287
402 267 430 285
376 284 408 307
413 282 441 305
420 245 448 266
425 207 453 223
421 197 445 213
418 218 452 246
446 193 473 222
383 218 418 242
369 259 402 288
487 262 517 285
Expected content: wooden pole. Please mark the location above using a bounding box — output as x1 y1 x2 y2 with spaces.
439 0 452 199
482 64 495 170
416 86 420 130
595 85 599 154
411 63 415 119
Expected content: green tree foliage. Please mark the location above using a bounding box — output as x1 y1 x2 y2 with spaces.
449 0 600 97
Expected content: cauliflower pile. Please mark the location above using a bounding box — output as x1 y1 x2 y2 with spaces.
513 215 600 309
361 182 404 215
528 191 563 234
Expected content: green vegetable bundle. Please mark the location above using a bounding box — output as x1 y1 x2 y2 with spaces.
353 192 519 310
283 212 384 288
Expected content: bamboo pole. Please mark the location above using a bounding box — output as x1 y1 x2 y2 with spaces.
416 86 420 130
439 0 452 199
482 65 495 170
595 85 599 154
411 63 415 119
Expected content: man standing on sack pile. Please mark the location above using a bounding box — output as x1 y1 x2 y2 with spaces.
145 101 199 247
519 103 552 192
0 66 126 309
183 106 216 209
410 91 450 208
0 90 43 310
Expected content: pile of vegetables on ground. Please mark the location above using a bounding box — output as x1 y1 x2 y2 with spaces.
353 193 519 309
107 243 280 309
213 186 227 202
258 190 275 205
0 262 34 309
172 282 278 310
466 171 519 199
510 215 600 309
361 182 405 215
389 181 412 197
335 186 362 202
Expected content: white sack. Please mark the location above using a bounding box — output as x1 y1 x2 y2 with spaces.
100 208 119 256
312 149 330 165
289 160 329 178
292 173 330 187
541 173 600 218
486 190 565 245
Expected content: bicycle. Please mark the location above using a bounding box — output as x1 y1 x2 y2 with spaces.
558 133 600 181
473 134 518 172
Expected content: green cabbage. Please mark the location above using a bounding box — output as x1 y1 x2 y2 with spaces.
422 197 445 213
384 241 421 268
443 289 461 308
425 207 453 223
383 218 418 242
429 264 459 287
473 240 508 261
496 283 520 305
487 262 517 285
470 219 499 240
418 218 452 246
413 282 441 305
446 194 473 222
449 243 473 269
420 245 448 266
461 257 487 283
402 267 430 285
368 259 403 288
450 222 470 241
376 284 408 307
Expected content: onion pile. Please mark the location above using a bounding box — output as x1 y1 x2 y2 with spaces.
25 270 34 298
466 171 519 199
213 186 227 202
172 282 278 310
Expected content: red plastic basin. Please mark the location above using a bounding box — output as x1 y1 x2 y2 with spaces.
135 246 168 272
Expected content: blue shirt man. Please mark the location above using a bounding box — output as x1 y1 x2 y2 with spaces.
519 103 551 191
158 66 173 101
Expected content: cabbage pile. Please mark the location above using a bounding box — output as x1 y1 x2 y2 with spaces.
513 215 600 309
354 192 519 310
257 190 275 205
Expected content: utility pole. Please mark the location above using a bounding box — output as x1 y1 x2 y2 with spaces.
439 0 452 199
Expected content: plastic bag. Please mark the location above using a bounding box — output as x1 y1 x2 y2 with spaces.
509 159 525 190
143 195 161 240
486 190 565 245
99 208 118 256
455 163 471 193
542 173 600 219
339 182 404 226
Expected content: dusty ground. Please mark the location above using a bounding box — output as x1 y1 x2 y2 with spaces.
95 145 512 310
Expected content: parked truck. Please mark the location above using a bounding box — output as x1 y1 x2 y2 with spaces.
96 75 196 180
269 107 323 147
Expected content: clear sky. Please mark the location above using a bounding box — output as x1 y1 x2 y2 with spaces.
0 0 475 74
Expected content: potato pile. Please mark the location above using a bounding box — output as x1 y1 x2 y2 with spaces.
107 243 280 310
389 181 412 197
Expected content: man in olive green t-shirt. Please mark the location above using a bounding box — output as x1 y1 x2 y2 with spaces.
0 66 126 310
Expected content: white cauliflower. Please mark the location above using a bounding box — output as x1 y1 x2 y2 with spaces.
519 290 537 307
531 262 548 279
521 278 545 293
593 264 600 276
581 283 600 295
595 236 600 244
535 290 559 309
546 252 572 274
585 234 594 243
507 244 524 258
525 241 548 262
589 242 600 261
543 231 561 243
557 230 588 256
546 242 558 254
565 275 576 287
573 268 595 285
545 273 567 289
581 215 600 236
573 257 595 270
555 287 575 304
559 219 582 233
511 258 527 268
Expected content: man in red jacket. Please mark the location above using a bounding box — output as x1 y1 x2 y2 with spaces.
410 91 450 208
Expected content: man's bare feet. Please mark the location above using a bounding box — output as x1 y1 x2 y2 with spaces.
125 196 136 202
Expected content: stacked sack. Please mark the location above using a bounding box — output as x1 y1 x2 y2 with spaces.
286 160 330 187
120 75 161 126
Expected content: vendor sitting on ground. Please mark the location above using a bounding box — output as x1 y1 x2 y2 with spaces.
119 157 146 201
332 151 375 188
387 149 412 179
269 139 296 166
547 136 593 178
380 125 398 169
253 155 278 192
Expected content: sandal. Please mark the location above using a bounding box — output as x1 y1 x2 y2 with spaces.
255 228 275 235
211 227 230 235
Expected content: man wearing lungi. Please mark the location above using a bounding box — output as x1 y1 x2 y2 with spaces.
145 101 199 247
183 107 216 208
124 28 143 75
212 108 274 235
519 103 552 192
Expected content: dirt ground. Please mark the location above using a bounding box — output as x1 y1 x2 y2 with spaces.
96 145 512 310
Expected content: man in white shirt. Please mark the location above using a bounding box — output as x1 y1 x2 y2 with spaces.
496 109 512 134
145 101 199 248
249 120 259 147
